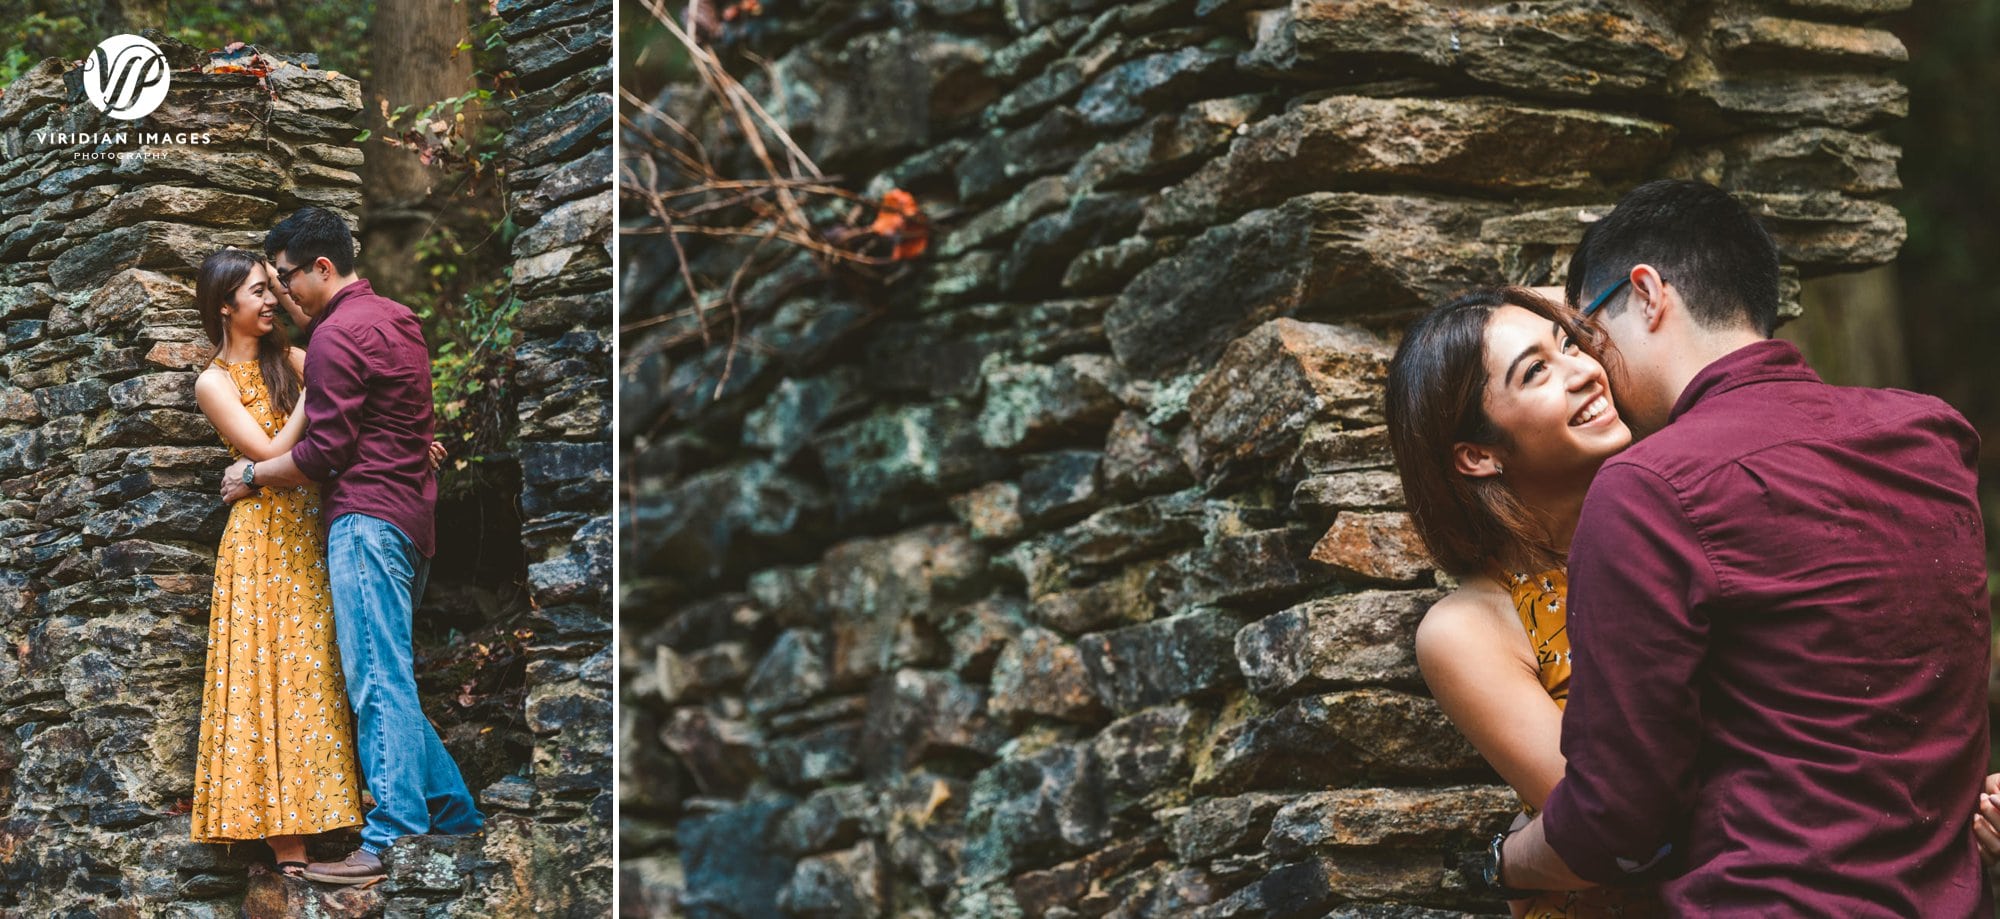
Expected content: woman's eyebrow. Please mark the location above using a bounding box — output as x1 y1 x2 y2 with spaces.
1506 341 1543 385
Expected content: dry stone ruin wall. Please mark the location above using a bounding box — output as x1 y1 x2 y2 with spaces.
0 38 376 915
489 0 618 911
621 0 1910 916
0 12 615 914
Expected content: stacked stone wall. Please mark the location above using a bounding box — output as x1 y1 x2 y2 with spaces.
0 38 375 915
485 0 618 912
622 0 1910 916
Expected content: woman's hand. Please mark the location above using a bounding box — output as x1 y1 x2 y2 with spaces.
272 275 310 329
429 440 448 472
1974 773 2000 865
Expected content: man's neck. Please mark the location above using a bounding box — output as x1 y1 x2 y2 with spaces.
1657 326 1766 421
311 275 366 319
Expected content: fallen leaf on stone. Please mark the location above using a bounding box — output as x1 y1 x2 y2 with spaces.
870 189 919 235
918 778 953 825
869 189 929 260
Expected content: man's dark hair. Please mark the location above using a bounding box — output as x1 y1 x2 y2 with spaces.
1564 179 1782 336
263 206 356 275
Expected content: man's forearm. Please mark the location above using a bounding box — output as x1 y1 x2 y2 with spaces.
254 452 311 488
1502 815 1592 892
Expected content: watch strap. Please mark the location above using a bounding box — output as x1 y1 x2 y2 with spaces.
1485 829 1541 900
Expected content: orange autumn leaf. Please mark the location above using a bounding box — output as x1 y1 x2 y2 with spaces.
870 188 919 235
891 233 928 261
867 189 928 260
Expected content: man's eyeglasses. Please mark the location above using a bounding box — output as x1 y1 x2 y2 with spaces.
1580 276 1631 318
274 259 314 290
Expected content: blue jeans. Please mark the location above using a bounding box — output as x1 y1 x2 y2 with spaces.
327 513 484 854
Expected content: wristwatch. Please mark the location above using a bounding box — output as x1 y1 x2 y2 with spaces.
243 461 259 490
1484 828 1541 900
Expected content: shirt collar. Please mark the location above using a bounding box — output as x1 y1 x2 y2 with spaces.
307 279 374 333
1667 338 1822 423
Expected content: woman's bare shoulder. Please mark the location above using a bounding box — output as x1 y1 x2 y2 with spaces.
1415 577 1527 660
194 364 231 389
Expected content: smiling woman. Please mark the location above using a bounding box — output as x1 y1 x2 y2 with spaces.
1384 287 1629 582
1383 287 1661 918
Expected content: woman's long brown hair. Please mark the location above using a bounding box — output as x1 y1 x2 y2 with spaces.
1384 286 1608 578
195 248 301 417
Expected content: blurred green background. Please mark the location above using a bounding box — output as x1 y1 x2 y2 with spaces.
1783 3 2000 613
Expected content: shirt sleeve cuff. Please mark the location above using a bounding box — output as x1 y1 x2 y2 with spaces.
1540 782 1667 886
290 441 333 482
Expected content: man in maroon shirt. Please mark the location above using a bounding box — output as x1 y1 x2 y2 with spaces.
219 208 483 883
1493 180 1992 914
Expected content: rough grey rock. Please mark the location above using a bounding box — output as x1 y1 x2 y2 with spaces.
960 743 1109 885
1144 95 1673 232
1263 785 1516 858
1109 195 1502 376
816 404 1008 523
1261 0 1684 98
989 626 1109 724
978 354 1126 451
679 797 799 919
1195 690 1484 794
864 668 1007 775
1239 587 1437 700
1184 319 1395 483
1076 608 1244 713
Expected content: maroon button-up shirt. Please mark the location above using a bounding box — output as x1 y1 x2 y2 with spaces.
1541 340 1990 915
290 279 438 558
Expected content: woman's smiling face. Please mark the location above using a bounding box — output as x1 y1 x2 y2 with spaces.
225 261 279 340
1471 303 1632 484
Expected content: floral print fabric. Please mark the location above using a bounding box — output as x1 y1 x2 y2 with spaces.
190 358 363 842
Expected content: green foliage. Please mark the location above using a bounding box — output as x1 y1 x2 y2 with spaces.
161 2 375 77
376 86 501 172
0 7 92 82
0 0 375 83
619 0 697 103
415 212 522 499
372 7 521 498
1888 3 2000 583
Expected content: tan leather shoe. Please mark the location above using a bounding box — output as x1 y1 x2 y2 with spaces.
302 848 384 885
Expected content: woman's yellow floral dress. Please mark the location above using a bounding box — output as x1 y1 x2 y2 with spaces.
1507 569 1666 919
190 358 363 842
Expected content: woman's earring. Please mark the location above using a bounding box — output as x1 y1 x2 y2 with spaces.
1494 463 1504 474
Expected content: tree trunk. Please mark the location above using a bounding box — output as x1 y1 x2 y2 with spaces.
360 0 480 304
101 0 166 32
100 0 165 32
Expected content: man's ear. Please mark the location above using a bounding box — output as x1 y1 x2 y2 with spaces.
1629 264 1670 332
1452 441 1505 478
